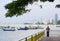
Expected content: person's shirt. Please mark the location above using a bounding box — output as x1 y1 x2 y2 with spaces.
46 27 50 32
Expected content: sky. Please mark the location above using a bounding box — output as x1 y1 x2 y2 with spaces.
0 0 60 24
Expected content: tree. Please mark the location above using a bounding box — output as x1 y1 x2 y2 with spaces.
55 4 60 8
5 0 55 17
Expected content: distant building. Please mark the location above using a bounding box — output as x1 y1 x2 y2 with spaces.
48 19 54 24
55 14 58 24
24 21 40 25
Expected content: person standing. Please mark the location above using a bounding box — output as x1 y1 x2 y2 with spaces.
46 26 50 37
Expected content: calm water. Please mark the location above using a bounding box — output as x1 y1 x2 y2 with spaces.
0 30 23 41
0 29 44 41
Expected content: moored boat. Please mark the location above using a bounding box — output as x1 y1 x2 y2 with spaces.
2 26 15 31
17 27 29 30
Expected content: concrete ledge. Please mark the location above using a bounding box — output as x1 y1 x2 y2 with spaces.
27 31 45 41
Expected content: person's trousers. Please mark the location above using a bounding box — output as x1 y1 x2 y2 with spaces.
47 31 49 37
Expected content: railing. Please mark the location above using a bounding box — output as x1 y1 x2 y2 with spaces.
19 31 45 41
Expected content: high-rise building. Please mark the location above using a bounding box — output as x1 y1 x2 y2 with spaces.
47 19 54 24
55 14 58 24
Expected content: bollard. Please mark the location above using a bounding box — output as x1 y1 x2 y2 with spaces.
35 34 37 41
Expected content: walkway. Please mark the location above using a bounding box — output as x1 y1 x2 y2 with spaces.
37 30 60 41
38 37 60 41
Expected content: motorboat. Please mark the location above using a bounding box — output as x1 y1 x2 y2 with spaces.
2 26 15 31
17 27 29 30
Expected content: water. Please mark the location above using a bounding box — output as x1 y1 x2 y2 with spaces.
0 30 20 41
0 29 44 41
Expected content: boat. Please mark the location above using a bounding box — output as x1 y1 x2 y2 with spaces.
2 26 15 31
29 26 44 29
17 27 29 30
56 25 60 27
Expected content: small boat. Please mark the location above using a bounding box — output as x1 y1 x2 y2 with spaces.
29 26 44 29
17 27 29 30
56 26 60 27
2 26 15 31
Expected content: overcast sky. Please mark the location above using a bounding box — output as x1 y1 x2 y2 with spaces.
0 0 60 24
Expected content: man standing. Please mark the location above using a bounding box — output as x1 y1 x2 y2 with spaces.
46 26 50 37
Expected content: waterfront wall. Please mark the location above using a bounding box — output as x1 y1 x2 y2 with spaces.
19 31 45 41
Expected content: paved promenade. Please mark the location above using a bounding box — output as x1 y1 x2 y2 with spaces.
38 37 60 41
37 30 60 41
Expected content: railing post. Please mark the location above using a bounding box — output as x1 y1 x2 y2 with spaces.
31 35 33 41
37 33 39 41
35 34 37 41
25 37 27 41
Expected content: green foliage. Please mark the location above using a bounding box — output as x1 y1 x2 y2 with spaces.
5 0 38 17
55 4 60 8
5 0 55 17
40 0 54 2
40 0 47 2
48 0 54 2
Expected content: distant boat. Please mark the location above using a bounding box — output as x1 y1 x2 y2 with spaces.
29 26 44 29
56 25 60 27
2 26 15 31
17 27 29 30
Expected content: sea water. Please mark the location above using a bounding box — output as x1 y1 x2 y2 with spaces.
0 29 44 41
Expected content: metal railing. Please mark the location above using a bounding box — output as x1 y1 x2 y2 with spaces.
19 31 45 41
